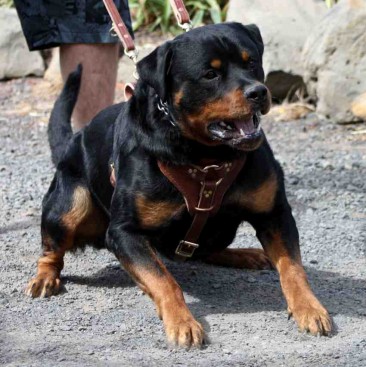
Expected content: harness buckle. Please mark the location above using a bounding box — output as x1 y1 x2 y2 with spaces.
175 240 199 258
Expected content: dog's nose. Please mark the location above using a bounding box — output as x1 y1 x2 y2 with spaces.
244 85 268 103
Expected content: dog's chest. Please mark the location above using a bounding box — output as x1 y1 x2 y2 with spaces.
134 171 277 231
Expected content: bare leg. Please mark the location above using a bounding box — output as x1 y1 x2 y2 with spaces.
60 44 119 130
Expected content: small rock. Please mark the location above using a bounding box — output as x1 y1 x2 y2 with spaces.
351 92 366 121
288 177 299 185
306 208 314 216
246 275 256 283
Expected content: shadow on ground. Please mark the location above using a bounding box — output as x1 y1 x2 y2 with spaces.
64 260 366 321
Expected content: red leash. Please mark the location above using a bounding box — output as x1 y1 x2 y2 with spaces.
102 0 192 79
103 0 192 100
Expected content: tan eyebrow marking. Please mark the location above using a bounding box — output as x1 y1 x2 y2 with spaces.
242 51 250 62
210 59 222 69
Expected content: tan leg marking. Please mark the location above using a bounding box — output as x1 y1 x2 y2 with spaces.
226 172 278 213
121 251 204 348
25 236 65 298
205 248 273 269
135 194 184 229
62 186 94 231
266 232 332 335
26 186 101 298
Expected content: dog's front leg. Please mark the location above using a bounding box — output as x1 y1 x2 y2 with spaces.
107 222 204 348
251 202 333 336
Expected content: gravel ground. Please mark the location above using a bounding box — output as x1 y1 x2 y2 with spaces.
1 76 366 367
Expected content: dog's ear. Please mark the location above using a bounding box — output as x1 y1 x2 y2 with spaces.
137 42 173 102
245 24 264 57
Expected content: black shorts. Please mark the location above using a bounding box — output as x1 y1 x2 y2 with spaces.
14 0 133 51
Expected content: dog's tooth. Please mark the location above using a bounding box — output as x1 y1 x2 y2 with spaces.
240 128 245 136
219 121 226 128
227 125 233 130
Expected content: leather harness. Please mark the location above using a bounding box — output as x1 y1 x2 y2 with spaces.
110 156 246 260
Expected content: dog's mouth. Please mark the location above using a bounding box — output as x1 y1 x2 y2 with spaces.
207 113 262 149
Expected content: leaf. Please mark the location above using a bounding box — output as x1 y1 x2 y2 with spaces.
209 8 222 23
191 9 204 27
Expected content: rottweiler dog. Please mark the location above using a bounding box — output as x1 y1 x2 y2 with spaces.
25 23 332 347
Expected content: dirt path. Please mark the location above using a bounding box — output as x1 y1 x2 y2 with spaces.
1 77 366 367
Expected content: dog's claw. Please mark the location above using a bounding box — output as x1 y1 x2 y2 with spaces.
289 303 332 336
165 317 205 349
25 276 62 298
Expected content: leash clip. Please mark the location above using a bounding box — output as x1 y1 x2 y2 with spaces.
178 21 193 32
124 49 140 80
124 48 139 63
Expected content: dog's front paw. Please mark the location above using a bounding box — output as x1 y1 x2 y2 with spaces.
289 301 332 336
25 275 62 298
164 316 205 348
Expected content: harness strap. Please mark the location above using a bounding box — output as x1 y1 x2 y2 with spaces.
158 157 246 260
110 156 246 261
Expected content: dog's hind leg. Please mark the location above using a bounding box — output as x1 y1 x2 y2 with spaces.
25 178 104 298
204 248 273 270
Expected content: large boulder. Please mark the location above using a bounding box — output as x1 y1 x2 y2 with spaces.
0 8 44 80
226 0 327 100
302 0 366 123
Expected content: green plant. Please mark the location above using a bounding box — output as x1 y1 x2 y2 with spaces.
0 0 14 7
187 0 229 28
129 0 229 33
129 0 172 33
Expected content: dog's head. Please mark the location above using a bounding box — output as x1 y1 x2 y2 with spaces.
137 22 270 152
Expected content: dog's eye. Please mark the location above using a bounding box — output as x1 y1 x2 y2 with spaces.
248 59 257 70
203 70 219 80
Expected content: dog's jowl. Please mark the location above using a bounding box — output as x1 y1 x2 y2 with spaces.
26 23 332 348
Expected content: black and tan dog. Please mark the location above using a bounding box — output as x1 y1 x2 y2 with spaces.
25 23 332 347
